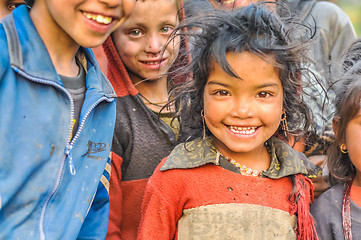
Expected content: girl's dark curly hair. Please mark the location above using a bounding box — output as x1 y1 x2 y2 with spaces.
167 2 315 144
327 39 361 185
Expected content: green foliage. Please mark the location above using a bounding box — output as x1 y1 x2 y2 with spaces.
338 0 361 37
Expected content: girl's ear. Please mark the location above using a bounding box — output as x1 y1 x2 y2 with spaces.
332 117 342 143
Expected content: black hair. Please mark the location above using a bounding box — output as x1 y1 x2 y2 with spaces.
167 2 315 144
327 39 361 185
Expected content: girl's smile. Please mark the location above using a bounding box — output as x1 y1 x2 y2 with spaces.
138 57 169 70
227 125 258 135
203 51 284 162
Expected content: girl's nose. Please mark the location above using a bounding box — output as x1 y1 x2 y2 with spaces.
230 98 254 119
145 33 163 54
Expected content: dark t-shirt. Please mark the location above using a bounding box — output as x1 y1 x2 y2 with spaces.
60 62 86 139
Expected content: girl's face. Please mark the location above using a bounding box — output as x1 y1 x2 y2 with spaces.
112 0 180 84
344 109 361 185
203 51 284 158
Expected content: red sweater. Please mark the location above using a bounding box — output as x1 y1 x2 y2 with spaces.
138 137 320 239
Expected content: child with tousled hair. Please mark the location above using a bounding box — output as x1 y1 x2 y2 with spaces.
137 3 320 239
311 39 361 240
197 0 357 199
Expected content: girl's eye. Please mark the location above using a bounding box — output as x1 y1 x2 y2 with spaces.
161 27 171 34
130 30 142 37
215 90 230 96
257 91 272 98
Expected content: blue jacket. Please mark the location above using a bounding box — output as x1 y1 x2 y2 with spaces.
0 6 116 239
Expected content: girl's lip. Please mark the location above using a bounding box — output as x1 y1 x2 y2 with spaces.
139 58 168 69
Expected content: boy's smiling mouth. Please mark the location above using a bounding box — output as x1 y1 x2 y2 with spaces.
82 12 113 25
227 125 258 135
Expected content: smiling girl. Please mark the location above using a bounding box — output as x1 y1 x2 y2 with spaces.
137 3 320 240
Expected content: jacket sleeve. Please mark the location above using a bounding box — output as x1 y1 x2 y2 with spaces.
77 157 111 240
327 3 357 77
312 1 357 77
137 167 181 240
105 151 124 239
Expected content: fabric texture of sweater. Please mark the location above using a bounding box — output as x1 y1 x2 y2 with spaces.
137 136 321 239
310 182 361 240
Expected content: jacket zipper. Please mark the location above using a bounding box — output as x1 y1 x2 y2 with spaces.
64 95 113 176
13 67 114 240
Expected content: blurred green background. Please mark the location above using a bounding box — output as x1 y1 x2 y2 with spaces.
334 0 361 36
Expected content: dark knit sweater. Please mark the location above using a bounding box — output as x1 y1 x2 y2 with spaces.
137 137 320 239
102 37 177 240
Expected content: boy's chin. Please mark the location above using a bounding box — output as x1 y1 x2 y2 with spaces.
76 35 109 49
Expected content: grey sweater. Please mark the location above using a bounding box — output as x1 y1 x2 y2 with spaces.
311 182 361 240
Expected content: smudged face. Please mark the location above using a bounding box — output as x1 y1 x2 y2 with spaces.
203 51 283 158
112 0 180 84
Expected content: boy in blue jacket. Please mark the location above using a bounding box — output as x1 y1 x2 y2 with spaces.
0 0 135 239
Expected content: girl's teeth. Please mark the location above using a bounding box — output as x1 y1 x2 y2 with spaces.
145 62 158 65
229 126 256 135
83 12 112 24
222 0 236 4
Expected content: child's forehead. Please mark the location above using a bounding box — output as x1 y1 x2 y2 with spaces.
129 0 179 17
210 51 277 69
119 0 179 27
208 51 280 83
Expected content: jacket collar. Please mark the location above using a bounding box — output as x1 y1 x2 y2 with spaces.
7 5 115 98
282 0 317 20
160 136 321 179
